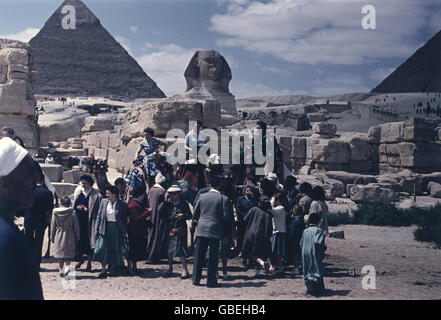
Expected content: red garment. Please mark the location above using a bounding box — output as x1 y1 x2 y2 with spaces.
128 198 150 238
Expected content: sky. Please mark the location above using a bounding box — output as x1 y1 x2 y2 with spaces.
1 0 441 98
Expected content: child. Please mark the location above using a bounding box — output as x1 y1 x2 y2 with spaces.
270 193 288 274
300 212 326 296
50 197 80 277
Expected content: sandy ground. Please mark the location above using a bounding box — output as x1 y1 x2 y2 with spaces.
38 224 441 300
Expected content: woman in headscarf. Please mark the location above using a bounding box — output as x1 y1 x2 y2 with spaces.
146 172 168 263
127 185 150 274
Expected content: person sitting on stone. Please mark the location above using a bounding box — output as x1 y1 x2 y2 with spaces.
134 128 167 187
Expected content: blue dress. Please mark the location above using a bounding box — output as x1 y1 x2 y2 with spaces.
140 138 161 176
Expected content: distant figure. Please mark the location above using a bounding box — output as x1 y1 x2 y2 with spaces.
50 197 80 277
301 212 326 296
45 154 55 164
0 137 43 300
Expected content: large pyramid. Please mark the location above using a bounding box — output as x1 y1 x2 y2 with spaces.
372 30 441 93
29 0 165 99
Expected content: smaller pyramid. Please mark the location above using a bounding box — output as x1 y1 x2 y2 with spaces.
372 30 441 93
29 0 165 99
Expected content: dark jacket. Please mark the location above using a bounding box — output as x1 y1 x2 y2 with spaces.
0 216 44 300
235 195 256 221
24 186 54 231
95 199 128 236
193 190 233 240
241 206 273 260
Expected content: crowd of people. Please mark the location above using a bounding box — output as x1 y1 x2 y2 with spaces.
0 121 330 299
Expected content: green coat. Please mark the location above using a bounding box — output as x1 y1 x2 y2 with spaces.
300 224 325 280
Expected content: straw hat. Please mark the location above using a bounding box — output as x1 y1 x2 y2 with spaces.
167 184 182 193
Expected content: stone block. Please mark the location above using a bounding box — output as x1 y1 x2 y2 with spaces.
40 164 63 182
52 183 78 199
63 169 81 184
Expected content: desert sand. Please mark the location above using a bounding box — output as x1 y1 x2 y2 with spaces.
38 224 441 300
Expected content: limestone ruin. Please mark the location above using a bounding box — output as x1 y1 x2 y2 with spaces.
0 39 39 151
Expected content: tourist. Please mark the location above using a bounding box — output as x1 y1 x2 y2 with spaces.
287 182 312 274
126 157 147 200
146 172 168 263
301 212 326 296
115 177 128 202
267 172 283 192
180 171 199 206
283 176 299 209
73 174 102 271
44 154 55 164
218 179 235 281
1 126 25 148
235 183 258 265
24 162 54 269
134 127 167 187
127 185 150 274
94 185 128 278
159 185 192 278
185 120 206 155
0 137 43 299
192 175 233 288
50 197 80 277
306 186 329 235
241 196 274 277
270 193 288 274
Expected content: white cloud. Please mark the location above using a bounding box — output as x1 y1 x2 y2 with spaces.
0 28 40 43
130 26 138 33
370 67 395 82
211 0 436 65
136 43 199 96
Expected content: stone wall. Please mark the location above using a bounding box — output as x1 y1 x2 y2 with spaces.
369 118 441 174
278 118 441 175
0 39 39 150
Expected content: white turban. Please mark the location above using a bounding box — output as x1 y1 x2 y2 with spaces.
0 137 29 177
155 172 167 184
